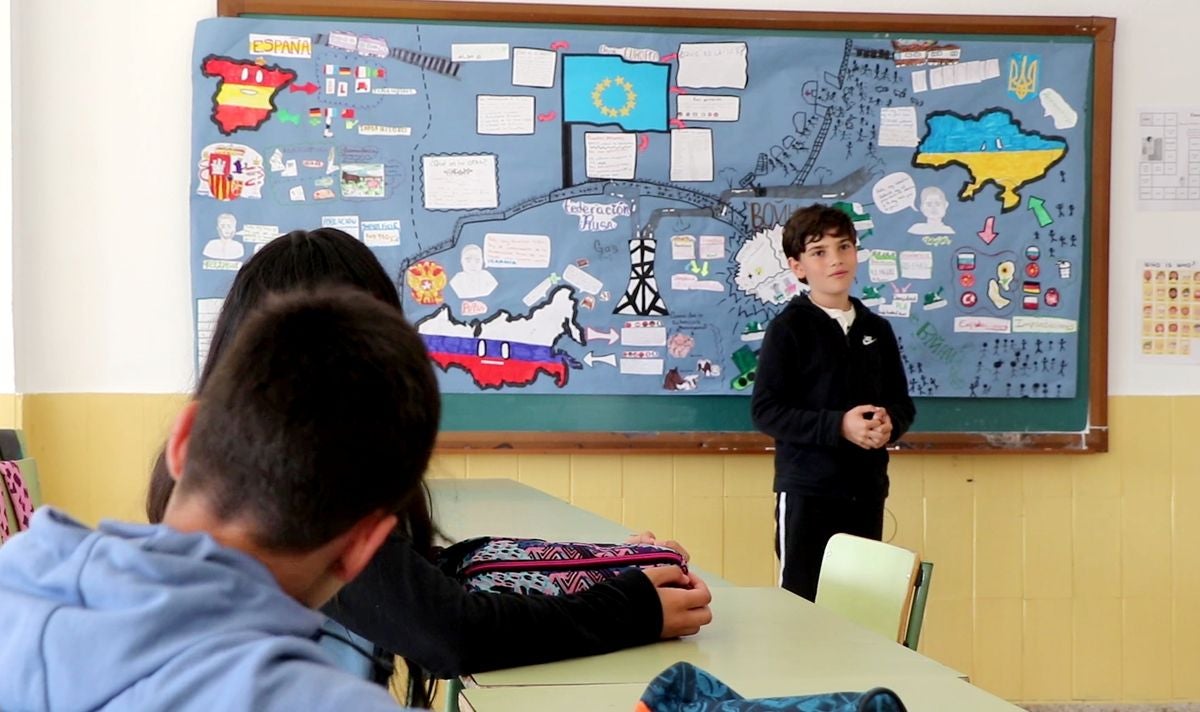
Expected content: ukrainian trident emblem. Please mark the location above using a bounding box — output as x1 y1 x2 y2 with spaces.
1007 54 1039 101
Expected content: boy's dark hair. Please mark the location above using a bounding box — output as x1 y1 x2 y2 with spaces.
176 286 440 551
780 204 857 261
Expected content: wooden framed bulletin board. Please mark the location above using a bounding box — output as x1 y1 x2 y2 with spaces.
203 1 1113 453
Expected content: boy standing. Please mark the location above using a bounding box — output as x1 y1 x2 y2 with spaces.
0 288 440 710
751 205 916 601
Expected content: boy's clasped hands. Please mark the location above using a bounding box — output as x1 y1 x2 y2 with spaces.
841 405 893 450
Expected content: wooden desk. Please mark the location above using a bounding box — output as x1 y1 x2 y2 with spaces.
460 676 1023 712
429 478 634 543
467 586 963 688
427 478 728 585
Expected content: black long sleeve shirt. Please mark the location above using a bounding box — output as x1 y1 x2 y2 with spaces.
751 294 916 500
321 533 662 679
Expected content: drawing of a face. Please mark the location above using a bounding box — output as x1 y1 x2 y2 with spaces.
919 187 949 222
461 245 484 273
217 213 237 240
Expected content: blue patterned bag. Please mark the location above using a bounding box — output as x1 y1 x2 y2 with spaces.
638 662 907 712
438 536 685 596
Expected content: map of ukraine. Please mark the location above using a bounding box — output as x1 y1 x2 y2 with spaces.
202 55 296 135
913 109 1067 212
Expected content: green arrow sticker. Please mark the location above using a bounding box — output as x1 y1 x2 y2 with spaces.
1028 196 1053 227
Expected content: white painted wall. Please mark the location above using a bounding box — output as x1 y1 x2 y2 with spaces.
0 4 14 393
11 0 211 393
9 0 1200 394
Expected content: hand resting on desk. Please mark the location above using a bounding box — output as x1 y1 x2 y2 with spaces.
643 566 713 638
626 530 690 563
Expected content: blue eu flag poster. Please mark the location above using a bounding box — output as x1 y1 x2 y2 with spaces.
562 55 670 132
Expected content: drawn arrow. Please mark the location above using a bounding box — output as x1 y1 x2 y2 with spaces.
637 134 650 152
669 86 688 95
661 53 678 62
537 111 557 122
289 82 319 95
549 40 570 51
669 118 687 129
1028 196 1053 227
977 216 998 245
583 351 618 368
585 326 619 345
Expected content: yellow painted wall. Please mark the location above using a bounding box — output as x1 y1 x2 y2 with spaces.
17 393 1200 704
0 395 21 429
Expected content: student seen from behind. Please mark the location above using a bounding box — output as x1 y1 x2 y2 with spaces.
751 204 916 601
0 287 439 710
144 229 713 703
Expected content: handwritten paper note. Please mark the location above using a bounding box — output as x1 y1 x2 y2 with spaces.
676 95 741 122
671 235 696 260
670 128 714 182
476 95 535 135
585 132 637 180
197 298 224 370
512 47 557 88
911 71 928 93
321 215 360 240
900 250 934 279
484 233 551 268
422 154 498 210
362 219 401 247
869 250 900 283
699 235 726 260
451 43 509 62
676 42 748 89
879 107 919 148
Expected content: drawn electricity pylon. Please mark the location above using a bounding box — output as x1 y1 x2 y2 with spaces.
614 236 668 316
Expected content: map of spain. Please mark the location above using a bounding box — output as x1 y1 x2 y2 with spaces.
201 55 296 135
913 109 1067 212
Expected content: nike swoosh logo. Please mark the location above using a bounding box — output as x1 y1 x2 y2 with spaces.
862 336 877 345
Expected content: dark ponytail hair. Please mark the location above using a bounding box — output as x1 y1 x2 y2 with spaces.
145 229 440 703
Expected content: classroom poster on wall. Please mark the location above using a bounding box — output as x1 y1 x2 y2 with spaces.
189 17 1093 399
1139 259 1200 363
1136 107 1200 211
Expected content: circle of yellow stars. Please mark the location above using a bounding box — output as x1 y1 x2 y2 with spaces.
591 75 637 118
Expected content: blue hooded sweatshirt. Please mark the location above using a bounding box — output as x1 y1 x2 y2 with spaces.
0 508 408 711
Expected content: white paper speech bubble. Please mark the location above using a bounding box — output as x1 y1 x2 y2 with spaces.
1038 88 1077 130
872 172 918 214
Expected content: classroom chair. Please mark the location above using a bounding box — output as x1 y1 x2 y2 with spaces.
903 561 934 651
0 429 25 460
814 533 922 645
0 456 42 544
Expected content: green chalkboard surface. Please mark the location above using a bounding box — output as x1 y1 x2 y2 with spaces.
221 0 1112 453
